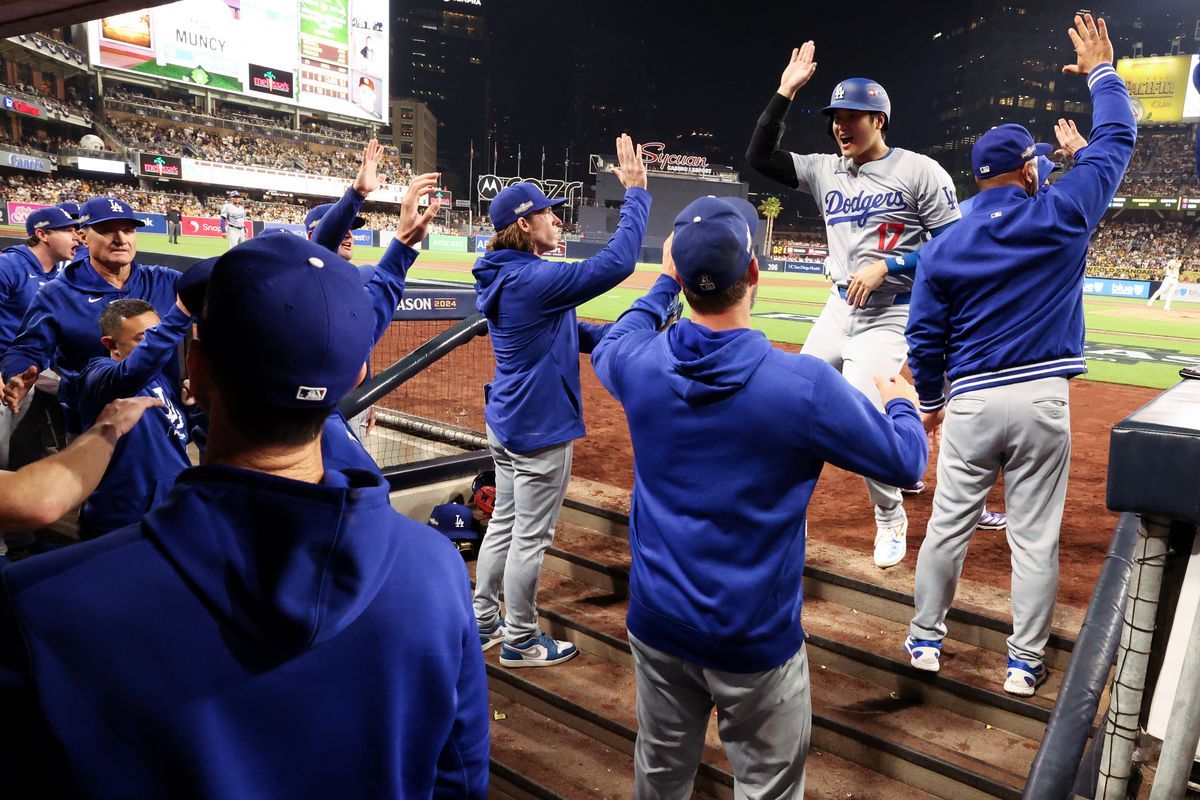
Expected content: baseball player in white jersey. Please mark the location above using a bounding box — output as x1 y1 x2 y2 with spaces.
748 41 961 568
1147 257 1181 311
220 192 248 249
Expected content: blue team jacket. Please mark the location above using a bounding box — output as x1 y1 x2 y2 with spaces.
592 275 927 672
0 464 490 798
0 258 180 433
907 64 1136 411
0 245 58 356
77 305 193 539
474 187 649 453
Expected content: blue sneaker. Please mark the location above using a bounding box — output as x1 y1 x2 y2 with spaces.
1004 657 1047 696
977 509 1007 531
499 632 579 668
479 620 506 652
904 635 942 672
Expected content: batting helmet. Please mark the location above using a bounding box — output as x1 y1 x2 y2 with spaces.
472 470 497 518
822 78 891 131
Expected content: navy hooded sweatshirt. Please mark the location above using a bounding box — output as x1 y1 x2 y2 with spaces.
592 275 928 672
474 187 649 453
0 257 180 434
0 244 59 355
0 464 490 798
77 304 193 539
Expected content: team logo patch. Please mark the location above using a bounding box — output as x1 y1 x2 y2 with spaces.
514 201 534 214
699 273 716 291
1021 144 1036 159
867 88 877 97
295 386 328 402
979 165 991 174
833 83 845 100
108 199 123 213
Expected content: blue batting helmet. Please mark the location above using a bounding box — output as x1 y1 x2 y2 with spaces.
822 78 891 130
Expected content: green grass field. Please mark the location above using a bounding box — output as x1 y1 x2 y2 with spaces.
141 233 1200 391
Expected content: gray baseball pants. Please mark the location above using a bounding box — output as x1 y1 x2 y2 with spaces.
629 633 810 800
472 426 572 645
801 290 910 526
910 377 1071 665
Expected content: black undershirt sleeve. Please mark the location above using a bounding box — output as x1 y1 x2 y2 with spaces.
746 92 800 189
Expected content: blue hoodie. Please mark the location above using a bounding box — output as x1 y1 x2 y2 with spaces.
0 257 180 434
77 304 193 540
907 64 1136 411
0 244 59 355
592 275 928 672
473 187 649 453
0 464 490 798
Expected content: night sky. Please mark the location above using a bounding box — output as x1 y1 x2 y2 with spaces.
484 0 1197 195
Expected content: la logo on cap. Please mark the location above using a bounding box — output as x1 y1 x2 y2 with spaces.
834 84 845 100
699 273 716 291
295 386 328 402
108 199 123 212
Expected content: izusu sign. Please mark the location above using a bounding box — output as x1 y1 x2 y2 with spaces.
639 142 710 175
477 175 583 204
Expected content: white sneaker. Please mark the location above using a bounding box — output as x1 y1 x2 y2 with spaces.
873 516 908 569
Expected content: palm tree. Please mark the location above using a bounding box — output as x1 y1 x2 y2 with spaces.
757 196 783 256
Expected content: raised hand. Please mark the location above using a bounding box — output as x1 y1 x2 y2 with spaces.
396 172 443 246
2 365 37 411
609 134 647 191
1062 14 1113 77
1053 118 1088 157
778 42 818 100
352 139 386 197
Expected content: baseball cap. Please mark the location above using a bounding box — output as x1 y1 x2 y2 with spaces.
1036 155 1060 186
305 203 366 232
489 183 566 232
228 190 240 198
716 196 760 254
972 124 1053 180
197 235 374 409
176 256 218 317
428 503 479 539
25 206 78 236
77 196 147 228
56 201 80 219
670 197 755 295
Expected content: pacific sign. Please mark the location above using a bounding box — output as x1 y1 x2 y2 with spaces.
477 175 583 204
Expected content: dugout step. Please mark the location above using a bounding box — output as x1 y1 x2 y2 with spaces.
485 640 941 800
518 571 1037 800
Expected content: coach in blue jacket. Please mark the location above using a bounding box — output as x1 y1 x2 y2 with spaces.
1 197 180 436
591 196 927 798
471 134 648 668
904 15 1136 697
0 234 489 798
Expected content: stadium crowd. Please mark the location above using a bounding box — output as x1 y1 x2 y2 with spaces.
1115 129 1200 197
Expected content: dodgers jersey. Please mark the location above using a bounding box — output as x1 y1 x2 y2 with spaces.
220 203 247 230
790 148 960 294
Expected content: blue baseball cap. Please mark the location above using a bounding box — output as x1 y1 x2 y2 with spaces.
25 206 78 236
489 183 566 232
78 196 147 228
716 196 760 254
428 503 480 540
177 256 218 317
305 203 366 233
671 197 755 295
972 124 1053 180
197 235 374 409
56 201 80 219
1036 155 1060 186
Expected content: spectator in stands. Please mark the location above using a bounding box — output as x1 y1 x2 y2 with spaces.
0 234 490 798
76 296 193 539
470 134 648 668
1 197 180 438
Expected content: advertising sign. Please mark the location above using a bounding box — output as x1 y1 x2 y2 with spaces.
89 0 388 123
261 221 307 237
428 234 468 252
135 212 168 234
182 215 225 237
476 174 583 204
0 149 52 173
1117 55 1193 123
6 201 52 227
77 156 127 175
351 229 373 246
474 234 492 253
1082 278 1151 299
138 152 183 179
2 96 43 118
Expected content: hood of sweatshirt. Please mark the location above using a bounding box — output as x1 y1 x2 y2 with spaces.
2 244 43 273
144 464 401 654
472 249 542 317
663 319 772 405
